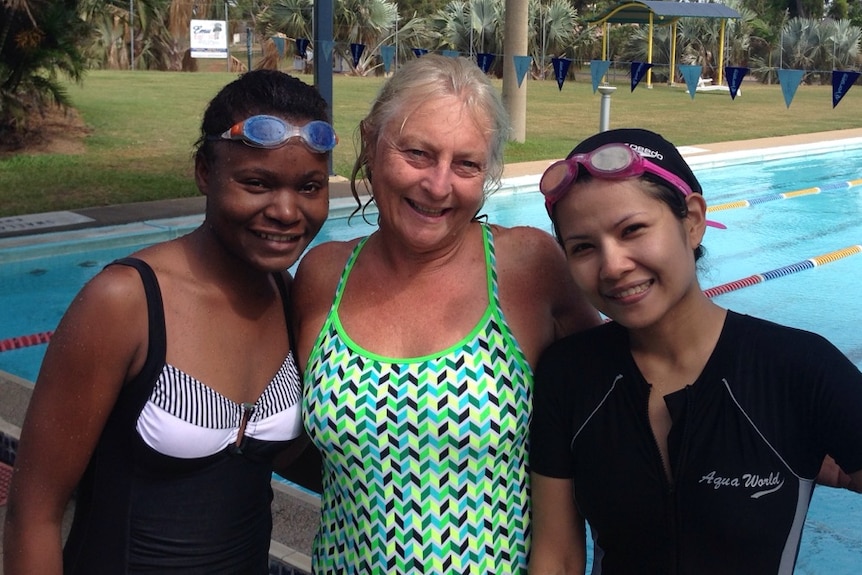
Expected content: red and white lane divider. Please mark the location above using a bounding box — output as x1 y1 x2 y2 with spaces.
0 331 53 352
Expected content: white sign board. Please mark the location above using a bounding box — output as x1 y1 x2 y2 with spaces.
190 19 228 58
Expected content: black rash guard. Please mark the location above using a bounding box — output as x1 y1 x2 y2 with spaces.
530 311 862 575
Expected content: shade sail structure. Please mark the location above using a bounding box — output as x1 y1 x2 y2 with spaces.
589 1 742 87
590 1 741 25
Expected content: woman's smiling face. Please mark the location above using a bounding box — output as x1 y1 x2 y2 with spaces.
554 177 704 330
367 94 490 254
196 124 330 273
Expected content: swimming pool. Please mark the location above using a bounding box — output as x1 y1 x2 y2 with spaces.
1 142 862 571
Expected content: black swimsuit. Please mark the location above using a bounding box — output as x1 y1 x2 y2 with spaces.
62 258 303 574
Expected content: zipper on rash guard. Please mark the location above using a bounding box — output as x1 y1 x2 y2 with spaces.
645 382 679 575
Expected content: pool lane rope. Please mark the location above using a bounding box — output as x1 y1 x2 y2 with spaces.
704 245 862 298
0 330 53 352
708 178 862 213
1 246 861 353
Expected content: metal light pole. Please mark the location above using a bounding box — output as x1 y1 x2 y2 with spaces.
598 85 616 132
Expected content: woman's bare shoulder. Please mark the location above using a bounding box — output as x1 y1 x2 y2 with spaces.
489 224 565 269
297 238 363 281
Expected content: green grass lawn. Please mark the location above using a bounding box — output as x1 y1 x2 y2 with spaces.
1 68 861 218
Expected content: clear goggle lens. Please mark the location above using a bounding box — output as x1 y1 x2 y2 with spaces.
213 115 337 153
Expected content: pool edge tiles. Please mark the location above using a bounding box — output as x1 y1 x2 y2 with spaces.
684 136 862 170
0 216 203 264
0 211 95 234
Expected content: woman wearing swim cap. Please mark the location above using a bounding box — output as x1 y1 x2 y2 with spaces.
528 128 862 574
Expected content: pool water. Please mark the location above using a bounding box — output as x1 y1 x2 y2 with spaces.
1 145 862 571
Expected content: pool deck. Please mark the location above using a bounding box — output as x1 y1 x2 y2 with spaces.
2 127 862 573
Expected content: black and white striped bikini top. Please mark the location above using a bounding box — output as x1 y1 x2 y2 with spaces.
136 354 303 459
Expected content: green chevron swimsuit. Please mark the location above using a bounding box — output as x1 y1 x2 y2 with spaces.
303 224 533 574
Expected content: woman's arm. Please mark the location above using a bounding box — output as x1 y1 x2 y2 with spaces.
529 473 586 575
3 266 148 574
816 455 862 493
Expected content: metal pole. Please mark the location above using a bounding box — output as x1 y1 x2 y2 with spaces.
598 85 616 132
469 4 473 59
225 1 230 72
246 27 252 71
541 5 546 80
313 0 334 173
130 0 134 70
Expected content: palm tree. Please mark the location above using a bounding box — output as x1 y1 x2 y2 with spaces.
428 0 506 76
333 0 399 74
77 0 183 70
258 0 403 76
1 0 89 140
530 0 579 79
779 17 828 82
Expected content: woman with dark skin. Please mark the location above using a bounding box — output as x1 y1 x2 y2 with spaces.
3 70 335 574
529 128 862 575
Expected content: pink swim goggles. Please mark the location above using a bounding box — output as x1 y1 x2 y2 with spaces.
539 143 725 229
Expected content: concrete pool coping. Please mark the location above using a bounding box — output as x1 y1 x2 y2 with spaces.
2 127 862 573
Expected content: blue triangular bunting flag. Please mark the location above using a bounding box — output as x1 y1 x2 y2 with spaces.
350 43 365 68
272 37 285 59
442 49 459 58
513 55 532 87
832 70 860 108
679 64 702 99
319 40 335 65
630 61 653 92
777 69 805 108
412 48 428 58
552 57 572 91
380 45 395 73
725 66 749 100
296 38 309 59
590 60 611 93
476 53 495 73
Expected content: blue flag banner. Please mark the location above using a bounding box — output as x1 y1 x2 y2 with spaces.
476 53 495 73
590 60 611 93
725 66 749 100
777 69 805 108
272 37 285 59
442 50 460 58
679 64 702 99
630 61 653 92
380 45 395 73
412 48 429 58
552 57 572 91
296 37 309 59
513 55 532 87
319 40 335 66
350 43 365 68
832 70 860 108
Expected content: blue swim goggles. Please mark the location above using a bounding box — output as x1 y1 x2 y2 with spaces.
211 115 337 153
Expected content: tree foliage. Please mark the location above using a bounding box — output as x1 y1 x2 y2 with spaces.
1 0 90 140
